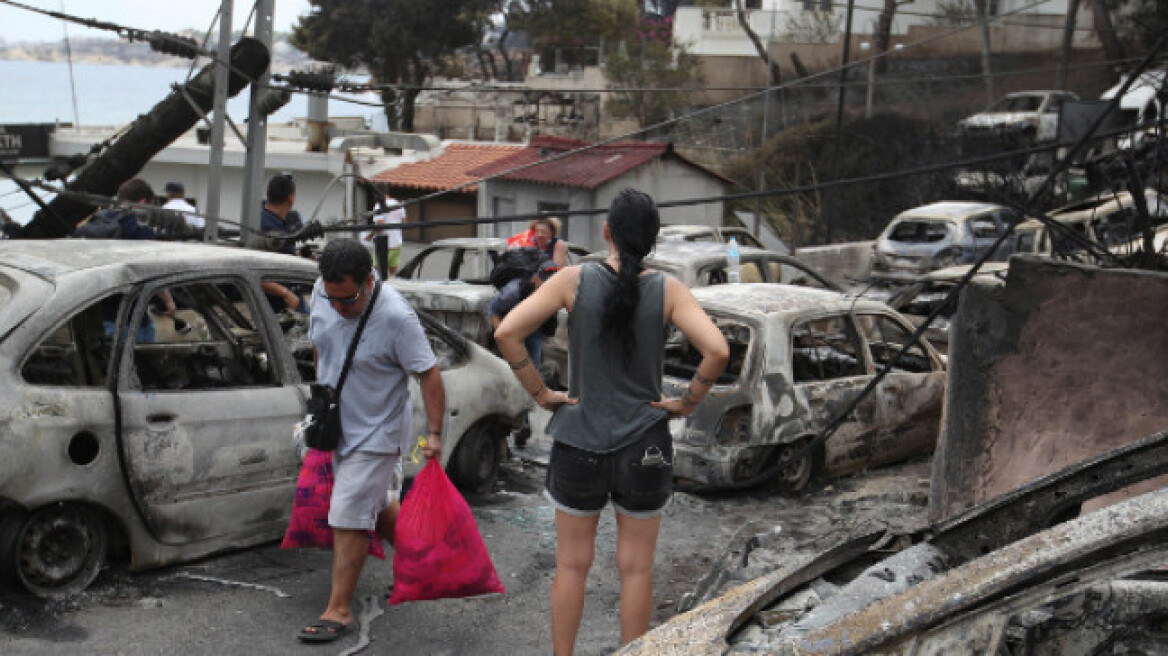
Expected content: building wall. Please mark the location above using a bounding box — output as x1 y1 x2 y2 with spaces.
929 257 1168 523
675 2 1089 58
477 158 728 253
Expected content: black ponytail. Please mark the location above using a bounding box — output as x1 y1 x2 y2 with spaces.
601 189 660 364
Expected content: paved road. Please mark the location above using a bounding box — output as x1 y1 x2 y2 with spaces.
0 411 932 656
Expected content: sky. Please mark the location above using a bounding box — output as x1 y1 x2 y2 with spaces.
0 0 312 44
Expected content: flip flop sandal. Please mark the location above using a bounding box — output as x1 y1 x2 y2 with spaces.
298 619 351 643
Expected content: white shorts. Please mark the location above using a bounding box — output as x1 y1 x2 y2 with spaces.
329 450 403 531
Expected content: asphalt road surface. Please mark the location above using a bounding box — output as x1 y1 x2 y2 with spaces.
0 418 932 656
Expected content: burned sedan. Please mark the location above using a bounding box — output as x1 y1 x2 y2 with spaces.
662 285 945 490
618 429 1168 656
0 241 529 597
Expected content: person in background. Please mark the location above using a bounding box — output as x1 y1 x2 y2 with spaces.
299 238 445 643
257 173 304 255
161 181 204 235
73 178 180 341
362 194 405 275
508 217 568 267
489 259 560 374
495 189 728 655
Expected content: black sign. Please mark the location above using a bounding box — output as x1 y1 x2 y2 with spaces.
0 124 55 162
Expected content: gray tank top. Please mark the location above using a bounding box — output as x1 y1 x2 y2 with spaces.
546 262 668 453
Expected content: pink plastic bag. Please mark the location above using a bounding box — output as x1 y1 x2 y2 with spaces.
280 449 385 560
388 460 504 604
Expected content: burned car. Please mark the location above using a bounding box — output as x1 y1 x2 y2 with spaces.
582 242 840 290
870 201 1018 282
662 285 945 491
1013 188 1168 259
618 429 1168 656
957 90 1079 144
0 241 528 596
657 224 765 249
392 236 589 372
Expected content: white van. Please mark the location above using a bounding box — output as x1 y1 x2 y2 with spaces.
1101 70 1165 150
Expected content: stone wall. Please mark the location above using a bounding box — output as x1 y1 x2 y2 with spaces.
929 256 1168 522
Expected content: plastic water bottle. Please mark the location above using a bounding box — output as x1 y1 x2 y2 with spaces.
726 237 741 283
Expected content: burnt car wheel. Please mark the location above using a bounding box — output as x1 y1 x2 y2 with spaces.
451 424 501 495
0 504 107 598
773 439 818 492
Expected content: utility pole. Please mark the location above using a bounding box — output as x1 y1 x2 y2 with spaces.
757 0 778 236
204 0 233 242
976 0 995 105
825 0 857 244
240 0 275 247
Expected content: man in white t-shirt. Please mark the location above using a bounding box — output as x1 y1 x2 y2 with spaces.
162 182 204 233
362 195 405 274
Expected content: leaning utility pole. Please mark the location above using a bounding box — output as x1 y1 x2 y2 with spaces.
20 39 270 238
240 0 276 248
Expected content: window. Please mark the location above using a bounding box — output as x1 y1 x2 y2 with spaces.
664 320 749 384
791 315 865 382
130 281 278 391
263 276 315 382
888 220 951 243
23 295 119 387
855 314 934 374
802 0 831 10
967 215 1002 239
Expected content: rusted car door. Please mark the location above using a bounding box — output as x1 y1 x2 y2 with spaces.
853 312 946 468
789 313 884 476
114 276 303 545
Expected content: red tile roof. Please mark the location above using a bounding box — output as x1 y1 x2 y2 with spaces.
468 135 735 189
371 142 524 193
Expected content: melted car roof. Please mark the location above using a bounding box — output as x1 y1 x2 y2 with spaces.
0 240 318 281
690 284 883 319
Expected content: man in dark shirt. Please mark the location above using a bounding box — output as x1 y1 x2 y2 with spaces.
257 174 304 255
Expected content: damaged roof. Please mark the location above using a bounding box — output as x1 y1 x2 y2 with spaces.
468 135 736 189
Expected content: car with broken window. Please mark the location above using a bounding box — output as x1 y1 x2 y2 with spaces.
0 240 530 597
1012 188 1168 259
661 284 946 491
582 242 841 290
618 429 1168 656
657 224 764 249
392 236 589 351
862 262 1009 355
957 90 1079 144
870 201 1019 283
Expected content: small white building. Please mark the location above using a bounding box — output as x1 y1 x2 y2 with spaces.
471 135 736 253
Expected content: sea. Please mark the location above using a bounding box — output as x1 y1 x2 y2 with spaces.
0 58 381 223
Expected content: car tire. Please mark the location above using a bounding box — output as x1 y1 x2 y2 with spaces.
0 504 107 598
451 424 501 495
773 438 819 492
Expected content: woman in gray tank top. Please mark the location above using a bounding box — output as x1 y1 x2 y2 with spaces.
496 189 729 655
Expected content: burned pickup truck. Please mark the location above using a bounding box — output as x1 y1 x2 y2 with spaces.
662 285 946 491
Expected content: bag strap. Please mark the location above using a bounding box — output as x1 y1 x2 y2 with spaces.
334 280 381 398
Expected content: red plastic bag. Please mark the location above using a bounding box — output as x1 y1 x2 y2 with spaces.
388 460 504 604
280 449 386 560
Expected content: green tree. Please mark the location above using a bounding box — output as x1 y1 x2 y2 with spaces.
291 0 485 131
605 15 704 129
506 0 638 70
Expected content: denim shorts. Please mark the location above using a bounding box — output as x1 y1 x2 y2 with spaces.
545 420 673 519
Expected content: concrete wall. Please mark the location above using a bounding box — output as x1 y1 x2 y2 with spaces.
929 256 1168 522
793 240 873 285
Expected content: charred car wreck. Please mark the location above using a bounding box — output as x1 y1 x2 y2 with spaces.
662 285 946 491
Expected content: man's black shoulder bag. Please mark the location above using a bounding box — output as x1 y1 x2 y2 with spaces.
304 282 381 452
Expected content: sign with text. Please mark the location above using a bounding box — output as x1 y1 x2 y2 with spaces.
0 124 55 162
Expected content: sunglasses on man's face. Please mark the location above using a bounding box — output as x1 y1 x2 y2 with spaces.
319 285 364 306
